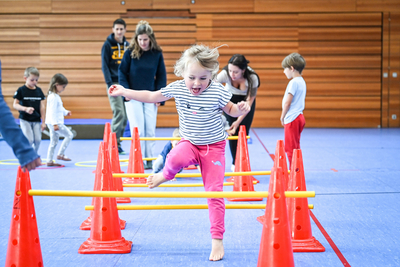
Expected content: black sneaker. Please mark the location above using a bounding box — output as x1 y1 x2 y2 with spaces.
118 147 126 155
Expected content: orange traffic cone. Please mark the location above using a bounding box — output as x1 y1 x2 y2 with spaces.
80 141 126 230
6 166 43 266
78 142 132 254
257 167 294 267
123 127 146 184
103 122 111 147
288 149 325 252
109 132 131 203
257 140 290 223
227 125 259 183
228 126 263 201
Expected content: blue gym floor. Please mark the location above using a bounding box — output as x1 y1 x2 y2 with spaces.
1 127 399 266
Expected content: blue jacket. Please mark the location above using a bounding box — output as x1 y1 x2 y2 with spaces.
0 60 39 167
118 49 167 91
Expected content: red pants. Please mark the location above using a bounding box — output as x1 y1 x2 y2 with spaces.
284 114 305 168
163 139 226 239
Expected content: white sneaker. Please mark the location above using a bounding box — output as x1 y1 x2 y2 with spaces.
230 164 235 172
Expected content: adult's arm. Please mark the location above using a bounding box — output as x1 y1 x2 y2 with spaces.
101 42 114 88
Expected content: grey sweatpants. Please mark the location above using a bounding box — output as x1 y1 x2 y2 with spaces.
107 84 127 147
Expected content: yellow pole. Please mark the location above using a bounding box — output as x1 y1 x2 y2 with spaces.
120 136 250 141
29 190 315 198
113 170 273 178
85 204 314 210
123 181 257 187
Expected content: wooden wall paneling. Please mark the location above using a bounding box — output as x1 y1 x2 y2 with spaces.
254 0 357 13
306 83 381 97
303 110 381 127
0 15 40 27
38 69 104 83
299 27 381 41
125 18 197 26
189 0 254 13
39 28 110 41
304 55 381 69
39 14 118 28
40 42 103 55
61 96 112 118
299 41 381 55
0 56 40 69
382 12 390 127
156 114 179 127
299 12 382 26
152 0 190 10
50 1 127 13
0 1 51 14
210 27 298 41
389 12 400 127
0 43 39 55
356 0 400 12
217 42 299 56
158 38 197 46
38 55 101 69
211 14 299 27
0 28 40 41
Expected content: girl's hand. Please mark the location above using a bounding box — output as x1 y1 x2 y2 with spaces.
227 121 239 136
41 123 46 131
66 110 72 116
237 101 250 115
54 125 59 131
108 84 125 97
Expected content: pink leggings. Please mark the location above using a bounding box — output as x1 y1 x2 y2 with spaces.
163 139 226 239
284 114 306 168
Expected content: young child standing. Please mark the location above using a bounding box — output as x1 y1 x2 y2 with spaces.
152 128 181 174
45 74 74 166
109 44 250 261
13 67 46 153
280 53 307 168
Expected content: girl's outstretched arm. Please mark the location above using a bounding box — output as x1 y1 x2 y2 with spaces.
108 85 170 103
222 101 250 118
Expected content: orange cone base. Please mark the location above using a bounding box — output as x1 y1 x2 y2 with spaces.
226 176 259 183
256 215 265 224
227 197 263 202
123 178 147 184
184 165 197 170
78 237 132 254
292 237 325 252
116 197 131 203
80 217 127 230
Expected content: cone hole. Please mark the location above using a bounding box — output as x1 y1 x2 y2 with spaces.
38 262 42 267
295 168 300 172
243 183 247 186
296 225 302 231
11 264 16 267
102 169 107 174
273 193 280 199
102 226 107 231
13 215 19 221
31 214 35 219
273 243 280 249
35 238 39 243
279 155 282 159
102 207 107 212
15 190 21 196
296 206 301 211
273 218 280 224
12 239 18 245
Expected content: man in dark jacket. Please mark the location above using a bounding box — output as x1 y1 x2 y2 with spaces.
101 18 129 154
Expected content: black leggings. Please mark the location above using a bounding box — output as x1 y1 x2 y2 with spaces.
224 94 256 165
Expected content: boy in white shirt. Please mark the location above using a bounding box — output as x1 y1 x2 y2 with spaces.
280 53 306 168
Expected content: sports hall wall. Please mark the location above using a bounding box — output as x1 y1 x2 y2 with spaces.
0 0 399 128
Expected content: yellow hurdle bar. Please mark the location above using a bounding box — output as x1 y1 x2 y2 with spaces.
120 136 249 141
29 190 315 198
123 181 257 187
120 157 157 162
85 204 314 210
113 170 272 178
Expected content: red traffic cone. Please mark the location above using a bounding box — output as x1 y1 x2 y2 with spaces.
226 125 259 183
228 126 263 201
257 140 290 223
257 167 294 267
109 132 131 203
288 149 325 252
103 122 111 147
6 166 43 266
124 127 146 184
80 141 126 230
79 142 132 254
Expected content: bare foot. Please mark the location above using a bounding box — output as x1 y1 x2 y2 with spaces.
147 173 168 189
209 239 224 261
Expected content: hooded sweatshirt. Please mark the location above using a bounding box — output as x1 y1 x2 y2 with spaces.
101 33 129 88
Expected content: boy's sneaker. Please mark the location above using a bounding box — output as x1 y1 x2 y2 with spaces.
118 147 126 155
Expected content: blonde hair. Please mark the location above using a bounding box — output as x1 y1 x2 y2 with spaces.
24 67 40 78
282 53 306 74
174 44 221 80
48 73 68 95
128 20 162 59
172 128 180 138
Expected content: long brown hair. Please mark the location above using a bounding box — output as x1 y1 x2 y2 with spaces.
48 73 68 95
129 20 162 59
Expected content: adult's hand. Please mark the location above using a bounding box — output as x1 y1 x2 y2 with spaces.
22 157 42 172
